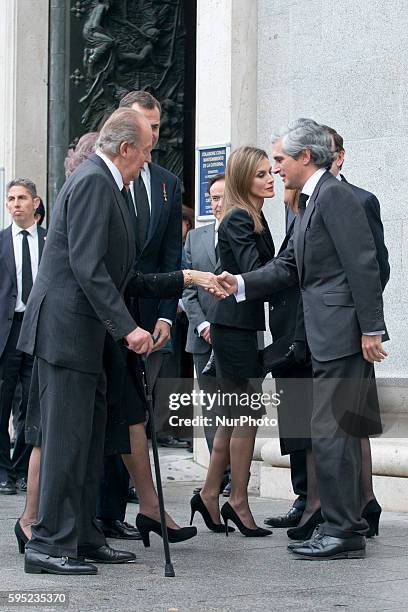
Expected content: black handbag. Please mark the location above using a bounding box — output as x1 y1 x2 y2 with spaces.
259 334 296 378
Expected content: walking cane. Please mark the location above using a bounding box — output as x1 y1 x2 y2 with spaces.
142 353 175 578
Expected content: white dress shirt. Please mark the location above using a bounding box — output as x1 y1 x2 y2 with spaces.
12 222 39 312
95 149 124 191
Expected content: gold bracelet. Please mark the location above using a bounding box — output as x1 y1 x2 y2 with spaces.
184 269 194 286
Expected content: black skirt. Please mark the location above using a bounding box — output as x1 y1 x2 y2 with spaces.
211 323 265 420
25 342 148 455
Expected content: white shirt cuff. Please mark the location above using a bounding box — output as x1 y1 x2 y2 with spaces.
158 317 173 327
196 321 210 336
364 331 385 336
235 275 246 302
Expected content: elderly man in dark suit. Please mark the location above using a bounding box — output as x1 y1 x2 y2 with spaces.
183 174 224 454
218 120 387 560
17 108 154 575
0 180 46 495
97 91 183 540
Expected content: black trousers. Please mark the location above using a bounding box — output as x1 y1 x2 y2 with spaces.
311 352 371 538
96 454 129 522
26 358 107 557
193 349 218 452
0 316 33 482
290 450 307 508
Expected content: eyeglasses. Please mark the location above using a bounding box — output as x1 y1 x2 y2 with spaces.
210 195 224 203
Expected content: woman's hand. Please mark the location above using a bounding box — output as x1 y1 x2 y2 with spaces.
183 270 228 299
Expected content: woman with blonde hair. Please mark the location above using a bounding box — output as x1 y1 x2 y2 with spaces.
190 146 275 536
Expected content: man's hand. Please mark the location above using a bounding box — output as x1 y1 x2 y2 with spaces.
151 320 171 352
201 325 211 345
362 335 388 364
215 271 238 296
125 327 153 355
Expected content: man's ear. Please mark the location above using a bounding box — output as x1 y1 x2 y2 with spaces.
302 148 312 165
337 149 345 169
119 141 129 157
33 196 41 209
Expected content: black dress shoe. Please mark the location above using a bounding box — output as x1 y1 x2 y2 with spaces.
289 532 366 560
25 550 97 575
127 486 139 504
16 477 27 492
264 505 303 528
99 519 142 540
83 544 136 564
0 480 16 495
157 436 190 449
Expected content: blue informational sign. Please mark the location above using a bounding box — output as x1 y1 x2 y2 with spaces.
197 145 230 219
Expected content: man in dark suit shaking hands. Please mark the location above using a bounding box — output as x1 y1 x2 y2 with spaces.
0 180 46 495
218 120 387 560
17 108 154 575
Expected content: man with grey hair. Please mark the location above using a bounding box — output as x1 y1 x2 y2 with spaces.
218 119 387 560
17 107 154 575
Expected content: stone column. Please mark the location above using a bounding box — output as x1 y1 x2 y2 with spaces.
193 0 259 468
0 0 49 228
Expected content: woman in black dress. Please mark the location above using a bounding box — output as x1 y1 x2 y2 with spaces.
191 147 275 536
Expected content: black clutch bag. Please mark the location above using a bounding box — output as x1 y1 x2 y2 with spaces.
259 334 296 378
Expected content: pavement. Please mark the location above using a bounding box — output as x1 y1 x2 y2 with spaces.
1 448 408 611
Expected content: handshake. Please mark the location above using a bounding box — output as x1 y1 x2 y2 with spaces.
204 271 238 298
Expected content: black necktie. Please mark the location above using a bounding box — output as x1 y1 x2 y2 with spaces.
298 193 308 218
21 230 33 304
215 241 220 261
134 175 150 249
122 186 138 242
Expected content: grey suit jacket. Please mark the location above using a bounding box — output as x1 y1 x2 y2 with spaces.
243 172 385 362
0 224 46 358
17 154 136 374
183 223 222 354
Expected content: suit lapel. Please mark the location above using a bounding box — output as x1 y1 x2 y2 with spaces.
38 227 46 260
294 172 331 278
202 223 217 269
2 226 17 288
89 154 136 273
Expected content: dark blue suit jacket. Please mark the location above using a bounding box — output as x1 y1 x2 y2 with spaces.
131 162 182 332
341 175 390 290
0 224 46 358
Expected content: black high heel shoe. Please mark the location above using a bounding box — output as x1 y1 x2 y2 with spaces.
362 499 382 537
287 509 323 541
190 494 235 533
220 502 272 537
14 520 29 554
136 513 197 548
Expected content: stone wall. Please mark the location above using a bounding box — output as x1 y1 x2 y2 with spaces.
0 0 48 228
257 0 408 379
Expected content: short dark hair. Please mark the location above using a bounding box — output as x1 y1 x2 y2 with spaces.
322 125 344 152
35 197 46 225
207 173 225 192
119 90 161 114
6 178 37 198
